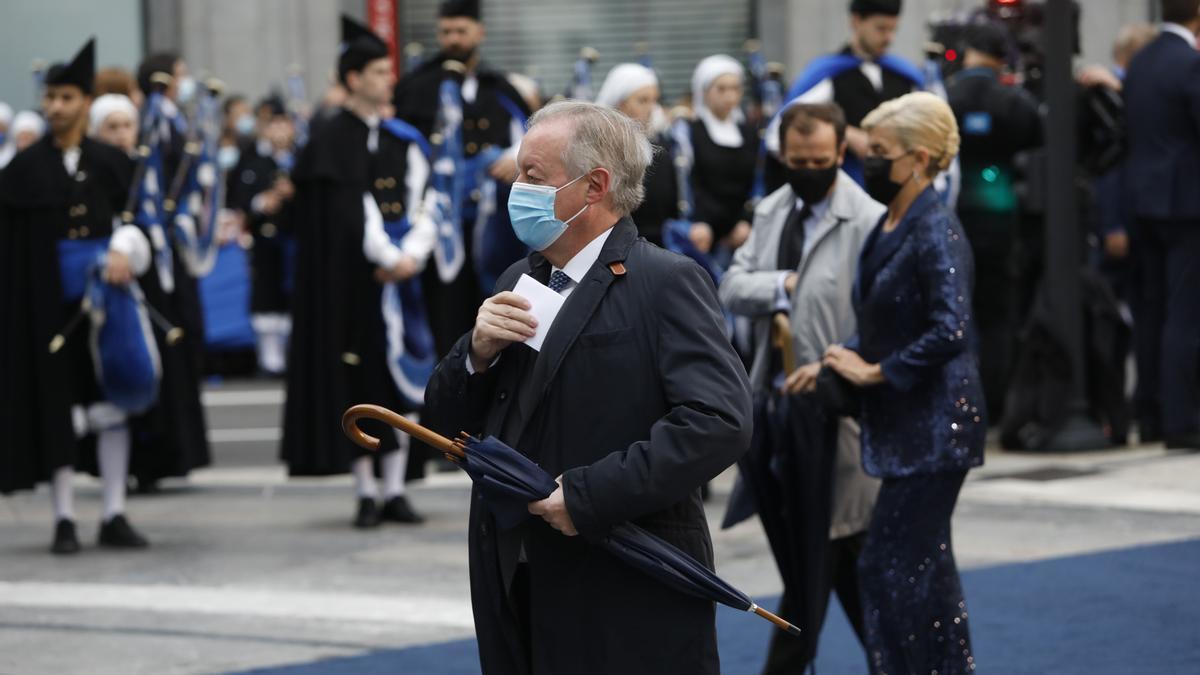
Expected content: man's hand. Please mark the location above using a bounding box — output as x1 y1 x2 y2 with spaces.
823 344 884 387
1104 231 1130 260
469 291 537 373
488 154 518 182
689 222 714 253
374 255 419 284
257 191 282 215
783 361 822 394
104 251 134 286
723 220 752 250
273 176 295 200
528 477 577 536
784 272 799 296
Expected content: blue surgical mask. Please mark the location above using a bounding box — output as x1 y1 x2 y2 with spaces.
507 174 589 251
235 113 255 137
217 145 240 171
176 76 197 104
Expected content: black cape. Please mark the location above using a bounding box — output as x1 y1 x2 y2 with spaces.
281 108 416 476
0 136 208 492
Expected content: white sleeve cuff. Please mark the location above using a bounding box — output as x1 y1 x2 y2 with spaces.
361 193 404 269
773 272 792 313
464 351 500 375
109 224 152 276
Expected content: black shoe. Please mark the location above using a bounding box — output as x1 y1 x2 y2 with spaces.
1165 434 1200 451
51 519 81 555
98 514 150 549
381 495 425 524
354 497 382 528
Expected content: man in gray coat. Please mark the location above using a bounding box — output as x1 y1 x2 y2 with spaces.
719 101 883 673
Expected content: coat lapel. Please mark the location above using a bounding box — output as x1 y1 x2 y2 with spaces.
854 186 939 303
511 219 638 442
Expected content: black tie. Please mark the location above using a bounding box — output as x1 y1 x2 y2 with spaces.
778 203 812 271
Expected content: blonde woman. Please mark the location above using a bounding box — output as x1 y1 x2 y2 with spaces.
823 91 984 674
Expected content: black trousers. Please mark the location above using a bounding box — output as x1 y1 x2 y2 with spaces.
859 471 972 675
762 532 869 674
1132 219 1200 437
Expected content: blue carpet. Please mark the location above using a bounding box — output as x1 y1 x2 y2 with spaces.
234 538 1200 674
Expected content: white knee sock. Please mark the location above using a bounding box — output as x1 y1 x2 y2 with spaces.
383 415 416 499
353 456 379 500
51 466 75 522
253 314 291 374
97 426 131 520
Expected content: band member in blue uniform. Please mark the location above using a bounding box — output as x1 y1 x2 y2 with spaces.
392 0 532 358
282 16 437 527
0 38 156 553
227 96 297 376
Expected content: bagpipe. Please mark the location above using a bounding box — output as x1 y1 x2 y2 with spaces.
163 77 227 278
381 216 437 410
566 47 600 101
123 75 176 293
285 65 311 149
52 242 171 415
426 59 529 294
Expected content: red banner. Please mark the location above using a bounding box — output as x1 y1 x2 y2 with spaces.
366 0 400 76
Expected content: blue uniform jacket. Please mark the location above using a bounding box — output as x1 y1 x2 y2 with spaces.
850 187 987 477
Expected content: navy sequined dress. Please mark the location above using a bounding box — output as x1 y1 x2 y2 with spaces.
849 186 985 674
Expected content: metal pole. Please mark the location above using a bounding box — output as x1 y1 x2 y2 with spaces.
1041 0 1109 451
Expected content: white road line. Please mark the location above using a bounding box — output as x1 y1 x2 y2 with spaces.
207 428 282 443
963 478 1200 515
0 581 475 629
202 389 285 407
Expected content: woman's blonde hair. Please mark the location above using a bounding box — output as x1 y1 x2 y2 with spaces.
861 91 960 177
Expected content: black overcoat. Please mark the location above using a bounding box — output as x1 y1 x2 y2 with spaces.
425 219 753 675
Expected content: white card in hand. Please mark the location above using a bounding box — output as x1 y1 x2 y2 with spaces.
512 273 566 352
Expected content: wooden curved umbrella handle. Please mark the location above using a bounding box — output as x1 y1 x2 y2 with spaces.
341 404 461 457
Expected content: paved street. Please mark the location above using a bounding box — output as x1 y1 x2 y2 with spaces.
2 379 1199 674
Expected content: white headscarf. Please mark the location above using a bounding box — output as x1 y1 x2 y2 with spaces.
12 110 45 138
595 63 659 109
691 54 746 148
1 110 44 167
0 102 13 128
89 94 139 136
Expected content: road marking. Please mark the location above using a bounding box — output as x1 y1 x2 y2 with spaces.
207 427 282 443
0 581 475 629
202 389 285 407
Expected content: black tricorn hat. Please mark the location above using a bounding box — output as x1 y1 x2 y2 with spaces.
44 37 96 95
438 0 481 21
338 15 390 84
849 0 902 17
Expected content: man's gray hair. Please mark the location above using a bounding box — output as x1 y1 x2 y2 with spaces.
527 100 653 216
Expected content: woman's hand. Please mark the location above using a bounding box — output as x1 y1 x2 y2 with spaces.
822 344 885 387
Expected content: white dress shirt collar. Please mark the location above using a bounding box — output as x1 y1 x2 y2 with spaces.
554 226 614 285
1163 23 1198 49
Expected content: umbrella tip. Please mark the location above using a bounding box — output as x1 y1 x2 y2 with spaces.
787 624 802 636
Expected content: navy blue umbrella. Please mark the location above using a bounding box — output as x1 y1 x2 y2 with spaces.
343 404 800 635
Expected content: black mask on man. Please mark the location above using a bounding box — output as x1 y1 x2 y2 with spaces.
785 164 839 205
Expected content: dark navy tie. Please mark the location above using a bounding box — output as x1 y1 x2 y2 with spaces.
548 270 572 294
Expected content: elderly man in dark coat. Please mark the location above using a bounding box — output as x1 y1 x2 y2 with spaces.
424 100 752 675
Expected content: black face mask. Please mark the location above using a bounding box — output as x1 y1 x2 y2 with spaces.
862 154 910 206
785 164 839 205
